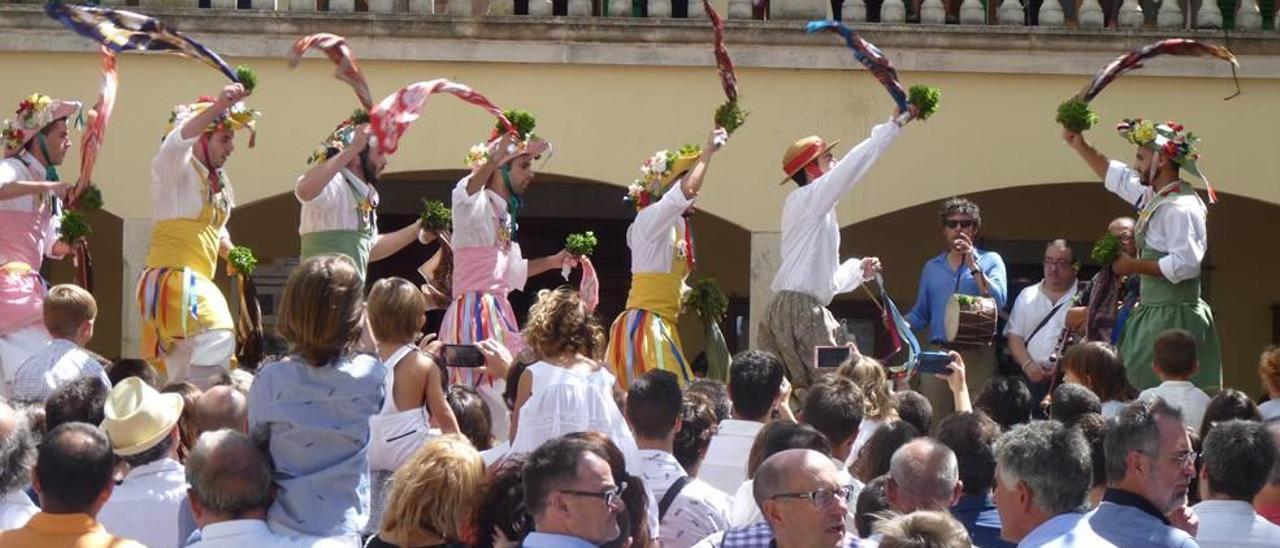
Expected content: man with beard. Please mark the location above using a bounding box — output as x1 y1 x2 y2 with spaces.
136 83 258 385
295 111 433 282
1088 398 1198 548
1061 121 1221 391
605 128 728 387
0 93 80 395
441 111 573 442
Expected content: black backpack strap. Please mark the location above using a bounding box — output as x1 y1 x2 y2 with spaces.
658 475 693 522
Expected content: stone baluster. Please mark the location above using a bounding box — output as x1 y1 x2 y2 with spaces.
528 0 554 14
1236 0 1263 28
1078 0 1105 26
920 0 945 22
1156 0 1185 27
881 0 907 21
1196 0 1224 27
1116 0 1144 26
959 0 986 22
728 0 754 18
843 0 867 21
998 0 1026 24
1039 0 1065 24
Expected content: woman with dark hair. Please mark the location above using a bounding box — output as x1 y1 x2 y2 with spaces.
851 421 921 484
1198 388 1262 442
446 385 493 452
564 431 656 548
1061 341 1138 418
469 455 532 548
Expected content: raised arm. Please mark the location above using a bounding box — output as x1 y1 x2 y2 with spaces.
679 128 728 200
182 84 249 141
800 114 902 214
466 133 517 196
1061 129 1110 181
296 125 369 202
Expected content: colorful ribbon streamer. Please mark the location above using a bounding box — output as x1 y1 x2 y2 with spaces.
46 3 244 85
702 0 739 103
805 20 908 114
370 79 512 156
864 273 920 374
288 33 374 112
1077 39 1239 103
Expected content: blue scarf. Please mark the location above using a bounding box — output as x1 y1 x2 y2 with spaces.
36 134 59 182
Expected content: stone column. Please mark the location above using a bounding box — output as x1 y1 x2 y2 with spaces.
998 0 1025 24
1236 0 1262 29
844 0 867 21
749 231 781 350
120 218 153 360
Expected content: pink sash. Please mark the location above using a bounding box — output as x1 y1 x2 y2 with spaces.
0 208 51 335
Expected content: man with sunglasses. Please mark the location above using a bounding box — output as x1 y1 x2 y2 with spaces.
759 108 913 406
693 449 859 547
523 437 627 547
905 198 1008 421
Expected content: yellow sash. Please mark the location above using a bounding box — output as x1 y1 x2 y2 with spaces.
624 226 691 320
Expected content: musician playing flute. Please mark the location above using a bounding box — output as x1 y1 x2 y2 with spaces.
1005 239 1079 407
905 197 1007 421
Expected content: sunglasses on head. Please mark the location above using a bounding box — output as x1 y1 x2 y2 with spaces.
944 219 976 229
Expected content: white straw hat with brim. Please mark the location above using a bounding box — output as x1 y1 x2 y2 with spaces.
100 377 184 457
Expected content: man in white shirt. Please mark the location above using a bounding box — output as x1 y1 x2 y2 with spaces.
0 399 37 531
1062 120 1221 391
137 83 258 386
759 110 911 401
294 112 427 282
1138 330 1211 431
992 420 1113 547
186 429 336 548
701 351 787 495
627 370 731 548
1006 240 1079 404
1192 420 1280 547
97 378 189 548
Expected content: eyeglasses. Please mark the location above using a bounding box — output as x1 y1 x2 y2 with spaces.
1042 259 1075 269
560 481 627 508
1137 449 1198 468
770 485 856 510
944 219 976 229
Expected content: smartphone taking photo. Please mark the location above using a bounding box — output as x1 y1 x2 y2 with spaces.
814 346 854 369
917 351 955 376
442 344 486 368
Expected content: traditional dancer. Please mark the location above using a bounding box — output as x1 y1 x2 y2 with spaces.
604 128 728 388
1062 120 1222 390
0 93 80 396
295 112 430 282
441 113 573 441
758 109 910 402
136 83 258 385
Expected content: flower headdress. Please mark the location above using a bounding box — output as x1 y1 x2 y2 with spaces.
1116 118 1216 202
307 109 369 165
166 96 260 147
624 144 702 210
463 109 550 169
2 93 83 157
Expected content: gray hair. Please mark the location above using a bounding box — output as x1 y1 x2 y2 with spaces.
1104 398 1183 484
185 429 272 516
889 439 959 509
993 421 1092 515
0 401 36 495
1202 420 1277 501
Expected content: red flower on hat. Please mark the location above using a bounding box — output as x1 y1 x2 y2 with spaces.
1166 121 1184 132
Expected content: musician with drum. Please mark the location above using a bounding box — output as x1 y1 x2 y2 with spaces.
905 198 1007 420
1005 239 1080 406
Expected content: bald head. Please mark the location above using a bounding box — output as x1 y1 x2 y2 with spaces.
194 386 248 435
1108 217 1135 236
186 429 272 526
753 449 836 509
888 438 961 512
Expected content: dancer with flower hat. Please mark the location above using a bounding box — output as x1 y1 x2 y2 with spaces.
0 93 82 396
136 83 259 385
1061 120 1222 391
443 110 575 441
604 129 728 388
295 111 431 282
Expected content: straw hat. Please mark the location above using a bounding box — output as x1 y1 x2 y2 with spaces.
100 377 184 457
779 135 840 185
2 93 81 157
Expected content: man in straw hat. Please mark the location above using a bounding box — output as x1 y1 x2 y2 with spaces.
605 128 729 388
97 376 187 548
758 109 911 402
135 83 258 387
0 92 82 397
1061 120 1221 391
295 111 432 282
441 110 576 442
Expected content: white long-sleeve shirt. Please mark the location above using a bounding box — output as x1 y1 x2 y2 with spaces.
296 168 377 235
450 175 528 291
771 120 901 305
1104 161 1207 284
629 184 694 274
151 128 232 240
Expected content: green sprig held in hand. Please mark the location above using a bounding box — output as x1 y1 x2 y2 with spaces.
235 65 258 93
907 85 941 121
228 245 258 277
565 231 598 257
59 210 92 243
420 199 452 232
1056 98 1098 133
1091 232 1122 265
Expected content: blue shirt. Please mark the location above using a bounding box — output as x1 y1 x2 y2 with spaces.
952 493 1015 548
906 250 1008 343
1018 511 1114 548
248 353 386 539
1087 489 1198 548
521 531 601 548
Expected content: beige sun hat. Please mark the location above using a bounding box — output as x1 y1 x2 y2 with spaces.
100 377 184 457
